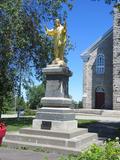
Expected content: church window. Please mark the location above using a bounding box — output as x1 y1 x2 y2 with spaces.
96 87 104 93
96 53 105 74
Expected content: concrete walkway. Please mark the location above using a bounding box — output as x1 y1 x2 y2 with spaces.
1 114 17 118
1 114 35 119
75 114 120 122
0 148 62 160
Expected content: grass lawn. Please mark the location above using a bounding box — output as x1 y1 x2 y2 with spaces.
1 117 33 132
77 119 98 128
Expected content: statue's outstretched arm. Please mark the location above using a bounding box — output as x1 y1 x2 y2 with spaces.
45 26 55 37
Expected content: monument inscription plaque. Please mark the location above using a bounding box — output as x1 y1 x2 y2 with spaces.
41 121 51 130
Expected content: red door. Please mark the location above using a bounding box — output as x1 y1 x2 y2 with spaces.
95 92 105 109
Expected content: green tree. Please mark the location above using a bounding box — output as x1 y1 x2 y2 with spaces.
2 92 15 114
93 0 118 4
0 52 15 118
0 0 74 118
26 84 45 109
16 96 27 111
78 101 83 108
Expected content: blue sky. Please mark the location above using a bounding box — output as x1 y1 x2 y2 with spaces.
66 0 113 102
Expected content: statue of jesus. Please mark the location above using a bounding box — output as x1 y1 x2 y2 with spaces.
45 19 66 66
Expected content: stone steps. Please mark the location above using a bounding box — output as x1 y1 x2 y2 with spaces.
20 128 88 139
4 138 101 155
4 128 101 154
5 132 98 148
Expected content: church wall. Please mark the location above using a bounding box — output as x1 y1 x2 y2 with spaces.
113 7 120 110
83 33 113 109
83 57 93 108
92 33 113 109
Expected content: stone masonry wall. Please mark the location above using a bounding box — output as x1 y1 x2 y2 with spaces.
83 57 93 109
113 6 120 110
92 34 113 109
83 32 113 109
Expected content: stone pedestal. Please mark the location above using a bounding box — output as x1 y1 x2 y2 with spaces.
4 64 100 154
32 65 77 131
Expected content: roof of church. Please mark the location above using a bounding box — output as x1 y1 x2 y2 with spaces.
81 27 113 60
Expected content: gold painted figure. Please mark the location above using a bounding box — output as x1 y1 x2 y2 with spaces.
45 19 66 65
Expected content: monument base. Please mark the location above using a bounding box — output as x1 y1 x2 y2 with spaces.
4 126 100 154
4 65 101 154
36 107 75 120
33 107 77 131
33 119 77 131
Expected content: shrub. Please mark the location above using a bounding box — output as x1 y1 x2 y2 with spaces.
59 138 120 160
24 109 36 116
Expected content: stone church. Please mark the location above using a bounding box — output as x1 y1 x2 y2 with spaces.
81 5 120 110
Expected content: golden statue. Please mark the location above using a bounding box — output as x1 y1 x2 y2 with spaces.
45 19 66 66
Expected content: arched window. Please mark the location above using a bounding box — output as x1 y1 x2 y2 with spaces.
96 53 105 74
96 87 104 93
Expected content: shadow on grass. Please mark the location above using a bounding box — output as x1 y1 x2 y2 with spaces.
1 117 34 132
78 120 120 140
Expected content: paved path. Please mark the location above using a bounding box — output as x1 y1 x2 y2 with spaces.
1 114 17 118
0 148 62 160
75 114 120 122
1 114 35 118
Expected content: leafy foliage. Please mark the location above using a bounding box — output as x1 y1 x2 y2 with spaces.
72 101 83 109
2 92 15 114
59 138 120 160
92 0 119 4
77 101 83 108
0 0 74 118
24 108 36 116
26 84 45 109
16 96 27 111
93 0 120 10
